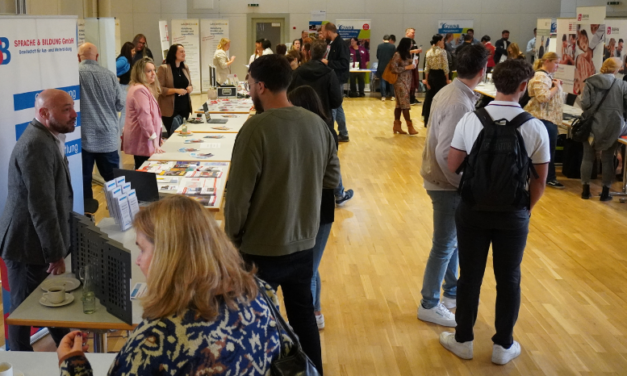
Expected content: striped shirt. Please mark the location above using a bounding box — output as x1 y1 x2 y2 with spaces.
79 60 125 153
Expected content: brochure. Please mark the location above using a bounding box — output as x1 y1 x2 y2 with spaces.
177 178 217 195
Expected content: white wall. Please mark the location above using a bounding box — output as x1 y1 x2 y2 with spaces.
561 1 627 18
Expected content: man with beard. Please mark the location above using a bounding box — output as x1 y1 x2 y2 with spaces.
405 28 424 105
225 55 340 375
0 89 76 351
493 30 511 65
320 22 350 142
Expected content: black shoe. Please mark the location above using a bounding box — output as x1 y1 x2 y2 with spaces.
546 180 565 189
358 93 365 97
338 135 349 142
336 189 354 206
600 186 612 201
581 184 591 199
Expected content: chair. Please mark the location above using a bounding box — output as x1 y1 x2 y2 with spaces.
370 62 379 94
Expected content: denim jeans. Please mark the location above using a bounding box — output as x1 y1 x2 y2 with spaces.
242 249 323 375
380 79 394 98
334 174 345 198
541 120 558 182
6 260 70 351
454 203 530 348
332 84 348 137
420 190 460 309
311 223 332 312
82 150 120 200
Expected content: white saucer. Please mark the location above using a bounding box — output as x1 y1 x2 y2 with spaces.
40 276 81 292
39 293 74 307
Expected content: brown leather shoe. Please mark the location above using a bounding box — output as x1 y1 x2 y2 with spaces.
393 120 407 134
407 120 418 135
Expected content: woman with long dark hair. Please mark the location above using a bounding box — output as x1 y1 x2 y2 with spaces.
287 85 336 330
116 42 135 131
157 44 192 136
422 34 450 125
389 37 418 135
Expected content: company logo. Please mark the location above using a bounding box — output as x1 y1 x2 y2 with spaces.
440 23 461 29
577 14 582 21
608 26 612 35
363 24 370 30
0 37 11 65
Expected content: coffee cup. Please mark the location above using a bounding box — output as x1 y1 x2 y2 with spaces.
0 362 13 376
45 287 66 304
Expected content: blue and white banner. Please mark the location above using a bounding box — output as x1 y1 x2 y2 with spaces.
0 16 84 215
438 20 473 48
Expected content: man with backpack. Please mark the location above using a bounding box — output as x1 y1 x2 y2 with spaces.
440 59 550 365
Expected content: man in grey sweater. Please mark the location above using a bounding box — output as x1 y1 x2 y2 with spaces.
78 43 125 199
225 54 340 375
418 45 490 327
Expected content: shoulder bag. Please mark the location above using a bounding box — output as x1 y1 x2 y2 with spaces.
571 79 616 142
256 278 321 376
382 60 398 85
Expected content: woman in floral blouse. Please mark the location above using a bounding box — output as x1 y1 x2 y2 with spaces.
422 34 450 125
390 37 418 135
57 196 292 376
524 52 564 189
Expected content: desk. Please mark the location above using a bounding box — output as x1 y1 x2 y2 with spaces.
199 98 254 114
0 352 116 376
7 218 145 352
149 139 234 162
176 114 249 134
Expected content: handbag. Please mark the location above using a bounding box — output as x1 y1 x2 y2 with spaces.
571 79 616 142
382 61 398 85
256 278 321 376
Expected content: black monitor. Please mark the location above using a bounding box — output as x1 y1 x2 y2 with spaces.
112 168 159 203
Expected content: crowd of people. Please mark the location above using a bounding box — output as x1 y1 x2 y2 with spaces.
2 25 627 376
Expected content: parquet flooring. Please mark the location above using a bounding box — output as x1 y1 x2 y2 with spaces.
3 94 627 375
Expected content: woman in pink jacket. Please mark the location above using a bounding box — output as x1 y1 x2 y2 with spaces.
123 57 165 169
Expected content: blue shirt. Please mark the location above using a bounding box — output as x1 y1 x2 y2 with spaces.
116 56 130 76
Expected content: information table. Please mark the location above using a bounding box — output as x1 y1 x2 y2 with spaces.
0 352 116 376
176 114 249 134
149 137 234 162
7 218 144 352
198 98 254 114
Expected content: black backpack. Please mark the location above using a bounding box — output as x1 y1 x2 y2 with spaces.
456 108 539 211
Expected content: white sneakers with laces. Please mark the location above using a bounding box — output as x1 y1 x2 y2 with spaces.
441 296 456 310
439 332 473 359
492 341 521 365
315 313 325 330
418 302 457 327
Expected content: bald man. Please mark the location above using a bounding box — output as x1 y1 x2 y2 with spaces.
0 89 76 351
78 42 125 200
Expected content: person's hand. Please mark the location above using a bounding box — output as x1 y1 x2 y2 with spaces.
57 331 89 363
154 146 165 154
446 79 452 85
159 138 165 146
407 63 416 70
422 79 427 85
230 56 236 62
416 48 423 54
552 79 562 89
321 58 329 65
178 89 187 95
186 86 193 93
47 259 65 275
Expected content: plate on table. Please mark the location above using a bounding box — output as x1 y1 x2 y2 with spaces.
39 293 75 307
40 276 81 292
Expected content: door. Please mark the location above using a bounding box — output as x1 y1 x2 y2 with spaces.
247 15 289 58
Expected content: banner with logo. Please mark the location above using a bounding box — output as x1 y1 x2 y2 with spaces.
438 20 473 48
200 19 228 92
535 19 552 61
172 19 201 94
159 20 170 61
573 6 606 94
0 16 84 348
307 21 326 39
604 20 627 75
336 19 371 71
555 18 577 93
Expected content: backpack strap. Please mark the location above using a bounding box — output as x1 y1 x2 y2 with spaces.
474 107 494 129
507 111 534 129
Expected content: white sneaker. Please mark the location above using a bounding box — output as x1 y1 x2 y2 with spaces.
391 96 395 101
440 332 473 359
381 97 385 101
442 296 456 310
418 302 457 327
315 313 325 330
492 341 521 365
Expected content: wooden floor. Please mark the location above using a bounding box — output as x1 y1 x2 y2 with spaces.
3 95 627 375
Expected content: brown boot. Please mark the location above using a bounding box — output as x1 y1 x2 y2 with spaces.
407 120 418 135
393 120 407 134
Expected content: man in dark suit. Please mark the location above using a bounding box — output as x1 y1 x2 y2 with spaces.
0 89 76 351
494 30 511 65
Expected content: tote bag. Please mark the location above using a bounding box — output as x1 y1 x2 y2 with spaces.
382 61 398 85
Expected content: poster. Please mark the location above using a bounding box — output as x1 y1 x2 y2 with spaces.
604 21 627 74
77 19 86 46
200 19 228 92
336 19 371 69
573 6 606 95
159 20 170 61
172 19 201 94
535 19 552 60
308 21 326 39
438 20 474 48
555 18 577 93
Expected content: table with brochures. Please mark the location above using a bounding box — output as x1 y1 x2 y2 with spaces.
0 352 116 375
197 98 254 114
149 136 235 162
175 114 249 134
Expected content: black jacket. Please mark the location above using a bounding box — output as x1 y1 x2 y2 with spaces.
494 38 510 65
289 60 343 141
326 35 350 83
376 42 396 78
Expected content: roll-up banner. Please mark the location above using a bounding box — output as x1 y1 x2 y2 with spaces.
159 20 170 61
201 19 229 92
438 20 473 48
573 6 606 95
536 19 552 61
0 16 84 349
555 18 577 94
604 20 627 76
172 19 201 94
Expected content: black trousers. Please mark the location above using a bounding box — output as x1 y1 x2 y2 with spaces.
349 72 366 96
162 111 189 137
454 203 530 348
422 69 447 125
242 249 323 375
6 260 70 351
134 155 150 170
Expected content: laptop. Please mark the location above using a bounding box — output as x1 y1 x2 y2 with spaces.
113 168 165 204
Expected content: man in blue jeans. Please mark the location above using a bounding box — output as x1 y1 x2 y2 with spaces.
376 34 396 101
418 45 490 327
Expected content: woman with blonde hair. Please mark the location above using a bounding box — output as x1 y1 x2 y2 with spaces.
213 37 236 85
57 195 292 375
122 57 164 169
580 57 627 200
525 51 564 189
507 43 525 60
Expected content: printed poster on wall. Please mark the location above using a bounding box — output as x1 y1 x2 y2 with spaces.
200 19 228 92
159 20 170 61
172 19 201 94
535 19 552 60
438 20 473 49
77 19 86 46
336 19 371 70
573 6 606 94
307 21 326 39
555 18 577 94
604 21 627 74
